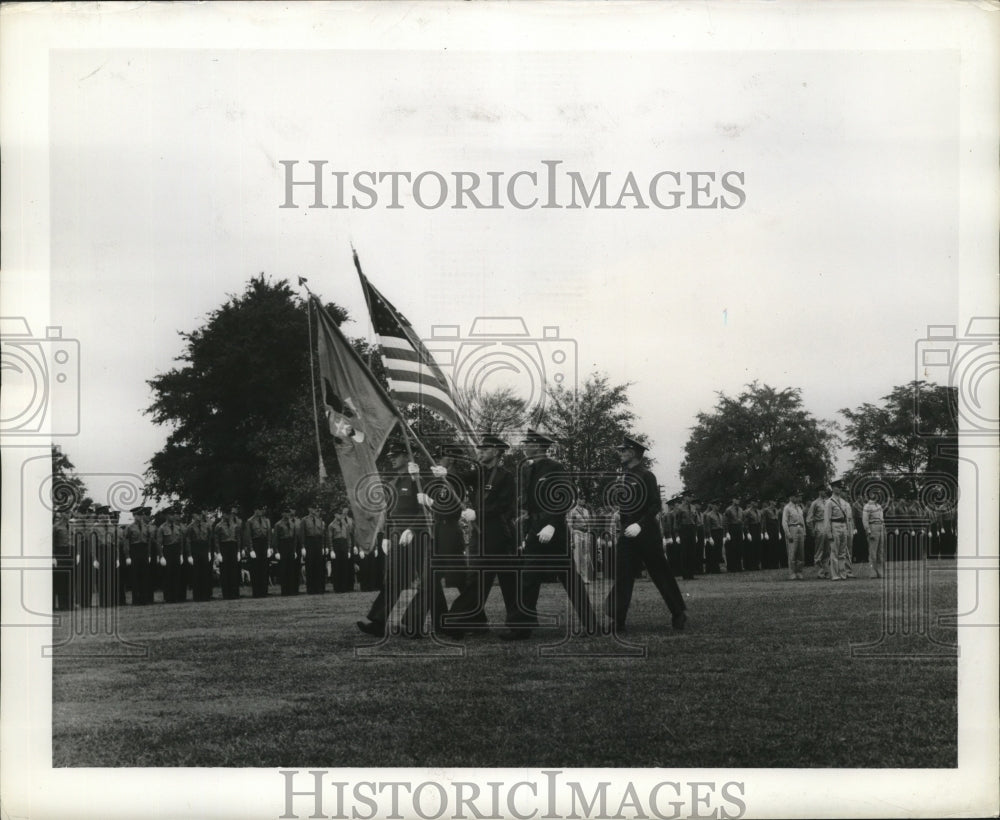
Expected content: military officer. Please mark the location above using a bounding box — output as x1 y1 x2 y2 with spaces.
357 442 433 638
723 497 744 572
862 494 887 579
186 509 215 601
272 507 301 595
604 438 687 633
327 508 353 592
122 506 153 605
503 430 597 640
214 505 243 600
447 434 520 634
807 487 830 578
300 505 326 594
824 480 854 581
243 506 273 598
781 490 806 580
156 505 187 603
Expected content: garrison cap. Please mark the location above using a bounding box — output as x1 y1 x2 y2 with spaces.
477 434 510 451
829 479 845 490
94 505 111 516
615 435 646 454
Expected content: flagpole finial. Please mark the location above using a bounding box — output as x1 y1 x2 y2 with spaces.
298 276 308 286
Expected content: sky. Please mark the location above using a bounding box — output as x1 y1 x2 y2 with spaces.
40 42 963 503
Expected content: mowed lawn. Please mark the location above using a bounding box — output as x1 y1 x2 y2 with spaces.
52 561 958 768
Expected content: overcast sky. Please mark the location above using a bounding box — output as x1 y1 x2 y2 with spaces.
45 45 961 502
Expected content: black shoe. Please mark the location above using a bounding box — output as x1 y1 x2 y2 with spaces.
356 620 385 638
437 627 465 640
499 628 531 641
672 612 688 630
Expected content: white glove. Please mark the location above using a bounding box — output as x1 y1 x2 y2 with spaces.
215 553 223 563
301 548 306 558
76 554 80 565
707 537 714 546
275 552 281 561
430 465 447 477
250 550 257 559
764 533 770 541
400 529 414 546
52 558 58 568
518 541 526 554
461 508 476 523
538 524 555 543
381 539 391 552
624 523 641 538
126 557 132 566
267 548 274 558
179 555 184 565
93 560 99 569
159 557 167 567
910 530 916 537
187 556 194 565
407 461 419 475
667 537 675 545
416 493 434 508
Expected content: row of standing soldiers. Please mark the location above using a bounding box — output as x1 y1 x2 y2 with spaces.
51 503 375 609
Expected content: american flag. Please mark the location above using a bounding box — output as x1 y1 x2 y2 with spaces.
354 251 477 445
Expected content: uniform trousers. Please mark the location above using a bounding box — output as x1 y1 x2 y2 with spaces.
519 529 597 633
708 528 725 573
162 544 186 603
744 524 762 571
219 540 241 599
828 523 850 580
678 525 698 580
190 540 214 601
448 519 520 629
785 524 805 576
606 532 686 625
304 535 325 594
725 525 743 571
277 538 300 595
366 529 432 636
250 536 269 597
867 523 886 578
811 526 830 576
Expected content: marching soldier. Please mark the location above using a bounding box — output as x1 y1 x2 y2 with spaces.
327 508 354 593
503 430 598 640
862 494 887 579
605 437 687 633
273 507 302 596
447 434 520 634
724 497 744 572
781 490 806 580
214 505 243 600
301 505 326 594
156 506 187 603
824 480 854 581
243 506 273 598
357 442 434 638
186 509 215 601
807 488 830 578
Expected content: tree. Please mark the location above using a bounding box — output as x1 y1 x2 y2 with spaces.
145 275 350 512
534 372 648 503
839 380 958 499
50 445 89 513
680 382 836 501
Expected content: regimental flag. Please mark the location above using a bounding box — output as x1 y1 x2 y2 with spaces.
313 296 397 551
354 251 477 446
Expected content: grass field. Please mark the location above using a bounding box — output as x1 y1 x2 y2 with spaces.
52 561 958 768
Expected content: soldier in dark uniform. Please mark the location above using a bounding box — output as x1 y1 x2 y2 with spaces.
186 509 214 602
301 505 327 594
704 501 725 574
605 437 687 633
762 501 782 569
52 510 73 611
156 506 187 603
214 505 242 600
327 508 353 592
447 434 519 634
92 506 118 608
724 497 744 572
357 442 434 638
243 506 272 598
122 506 153 605
503 430 597 640
273 507 301 596
673 494 699 581
742 500 762 571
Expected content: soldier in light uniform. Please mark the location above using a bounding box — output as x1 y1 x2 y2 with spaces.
301 505 327 594
568 496 594 584
781 490 806 580
243 506 273 598
156 506 187 603
605 437 687 634
214 505 243 600
327 508 354 593
273 507 302 596
862 494 887 579
823 480 854 581
122 506 153 605
807 488 830 579
186 509 215 601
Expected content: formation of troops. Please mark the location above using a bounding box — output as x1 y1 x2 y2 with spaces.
52 430 958 639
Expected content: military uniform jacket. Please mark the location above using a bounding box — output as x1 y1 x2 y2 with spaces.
123 521 153 557
704 510 724 531
465 463 516 524
385 471 427 532
214 517 242 547
156 522 186 556
616 464 662 539
673 502 697 533
273 518 301 549
520 456 571 533
724 504 743 527
243 516 272 548
300 514 325 541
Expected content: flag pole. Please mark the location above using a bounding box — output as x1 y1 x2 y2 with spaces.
303 289 328 484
